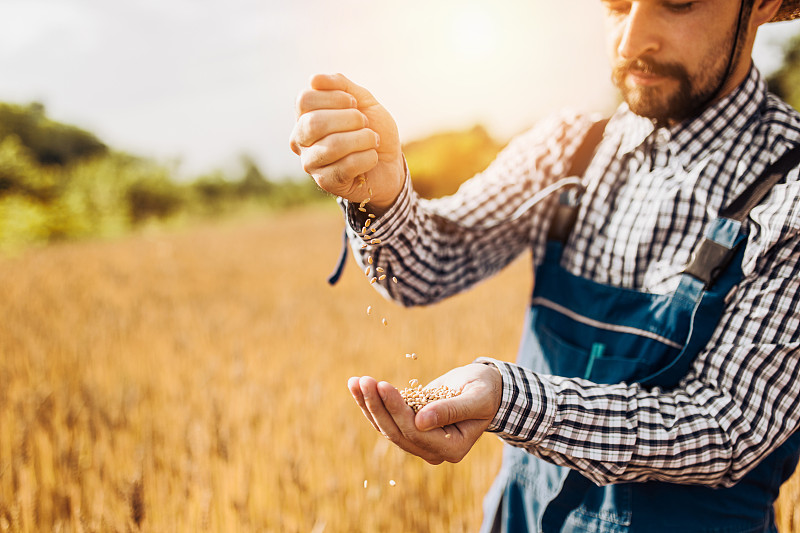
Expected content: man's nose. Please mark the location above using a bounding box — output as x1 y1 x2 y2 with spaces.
616 4 661 60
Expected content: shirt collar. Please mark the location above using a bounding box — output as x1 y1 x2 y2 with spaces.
612 65 766 167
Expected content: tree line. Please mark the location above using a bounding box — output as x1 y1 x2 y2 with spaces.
1 31 798 251
0 102 324 250
768 31 800 111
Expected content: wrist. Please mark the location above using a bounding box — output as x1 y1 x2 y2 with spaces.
473 357 515 433
478 362 503 420
367 159 405 215
367 194 399 217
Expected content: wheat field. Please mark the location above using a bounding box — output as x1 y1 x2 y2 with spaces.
1 207 799 532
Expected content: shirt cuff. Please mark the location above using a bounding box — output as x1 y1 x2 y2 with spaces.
474 357 557 444
339 160 416 246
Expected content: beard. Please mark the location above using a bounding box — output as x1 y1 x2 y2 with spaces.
610 3 749 125
612 56 728 124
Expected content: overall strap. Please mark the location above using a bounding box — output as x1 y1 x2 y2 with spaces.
327 226 350 285
720 144 800 222
547 118 610 243
684 143 800 289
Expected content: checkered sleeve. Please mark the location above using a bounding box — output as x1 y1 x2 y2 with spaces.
339 110 598 307
480 207 800 487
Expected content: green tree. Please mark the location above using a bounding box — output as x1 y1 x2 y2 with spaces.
767 32 800 111
0 134 59 201
126 171 185 224
0 102 106 166
403 125 505 199
236 154 273 197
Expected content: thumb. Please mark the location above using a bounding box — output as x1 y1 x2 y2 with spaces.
415 396 474 432
310 73 379 108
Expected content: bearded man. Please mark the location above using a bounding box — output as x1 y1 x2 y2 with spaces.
291 1 800 531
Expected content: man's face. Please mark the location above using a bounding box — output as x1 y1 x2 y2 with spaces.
603 0 744 124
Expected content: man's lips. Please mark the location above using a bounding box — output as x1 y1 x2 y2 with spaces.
626 68 668 86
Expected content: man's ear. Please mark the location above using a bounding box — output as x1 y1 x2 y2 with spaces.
750 0 783 28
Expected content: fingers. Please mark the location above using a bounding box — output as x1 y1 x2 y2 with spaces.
291 110 380 189
414 363 504 431
309 73 349 91
348 376 378 431
290 78 366 157
360 378 442 463
309 73 379 109
299 128 378 171
308 149 379 193
415 395 472 432
360 377 406 439
293 108 367 150
377 381 452 449
296 88 356 118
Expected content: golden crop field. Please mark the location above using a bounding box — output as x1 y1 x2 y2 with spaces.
1 207 799 532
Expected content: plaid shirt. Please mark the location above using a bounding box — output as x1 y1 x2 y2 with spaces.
343 66 800 487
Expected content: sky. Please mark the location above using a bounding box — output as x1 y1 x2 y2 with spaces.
0 0 797 180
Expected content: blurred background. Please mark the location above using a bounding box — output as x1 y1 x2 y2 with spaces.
2 1 800 532
0 0 798 248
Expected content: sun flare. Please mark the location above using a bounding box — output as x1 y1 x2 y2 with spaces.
449 7 498 60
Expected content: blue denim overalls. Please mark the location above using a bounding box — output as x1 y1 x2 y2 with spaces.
480 129 800 533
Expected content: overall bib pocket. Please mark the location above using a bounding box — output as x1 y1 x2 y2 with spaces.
533 305 682 384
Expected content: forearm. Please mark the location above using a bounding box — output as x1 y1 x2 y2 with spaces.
479 316 800 487
481 359 737 485
339 112 600 306
340 177 533 306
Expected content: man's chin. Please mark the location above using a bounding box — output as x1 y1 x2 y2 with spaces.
619 78 706 124
623 93 672 123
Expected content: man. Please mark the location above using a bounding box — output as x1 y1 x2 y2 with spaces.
291 0 800 531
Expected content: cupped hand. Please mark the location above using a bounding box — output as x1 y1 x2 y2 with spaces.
290 73 404 211
347 363 503 464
